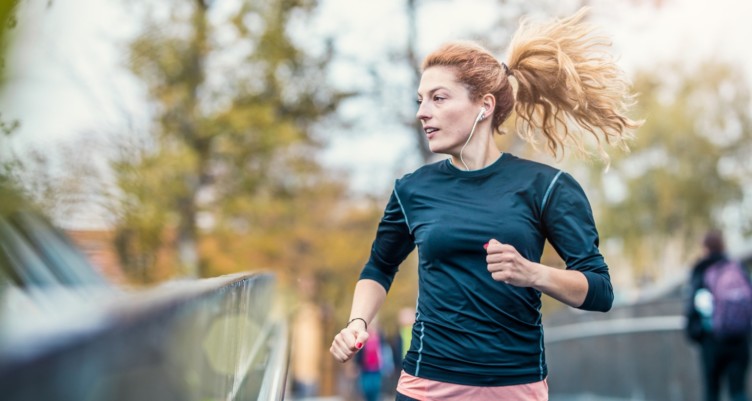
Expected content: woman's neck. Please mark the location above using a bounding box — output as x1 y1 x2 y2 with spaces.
450 136 502 171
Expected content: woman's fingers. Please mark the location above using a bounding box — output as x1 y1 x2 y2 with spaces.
329 328 368 363
485 240 530 285
330 337 355 362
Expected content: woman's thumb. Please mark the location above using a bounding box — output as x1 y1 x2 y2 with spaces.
354 331 370 350
484 238 501 250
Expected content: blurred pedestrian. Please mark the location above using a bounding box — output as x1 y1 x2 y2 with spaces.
396 307 415 362
330 7 641 401
355 319 387 401
685 229 751 401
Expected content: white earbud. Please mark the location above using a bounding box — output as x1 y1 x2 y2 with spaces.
476 107 487 122
461 107 489 171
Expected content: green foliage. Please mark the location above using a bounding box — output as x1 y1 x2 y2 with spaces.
0 0 20 81
589 61 752 279
1 1 20 157
114 0 352 281
110 135 177 282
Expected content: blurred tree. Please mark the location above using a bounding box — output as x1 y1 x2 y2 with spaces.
115 0 353 280
1 1 46 220
589 61 752 284
0 0 20 154
110 134 176 283
0 0 18 82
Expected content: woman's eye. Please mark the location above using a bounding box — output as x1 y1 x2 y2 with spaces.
433 96 445 102
416 99 422 105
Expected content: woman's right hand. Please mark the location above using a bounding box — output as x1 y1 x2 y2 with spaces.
330 323 369 363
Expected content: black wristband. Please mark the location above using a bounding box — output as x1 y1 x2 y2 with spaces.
346 317 368 331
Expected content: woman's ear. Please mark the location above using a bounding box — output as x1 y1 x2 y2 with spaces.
481 94 496 116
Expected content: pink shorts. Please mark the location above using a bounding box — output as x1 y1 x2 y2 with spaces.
396 370 548 401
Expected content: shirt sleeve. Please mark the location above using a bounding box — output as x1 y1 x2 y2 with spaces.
359 189 416 292
541 172 613 312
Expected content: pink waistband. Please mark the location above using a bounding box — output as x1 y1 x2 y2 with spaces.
396 370 548 401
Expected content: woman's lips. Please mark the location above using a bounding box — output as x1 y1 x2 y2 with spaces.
425 127 438 140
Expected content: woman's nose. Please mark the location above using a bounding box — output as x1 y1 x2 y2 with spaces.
416 103 429 121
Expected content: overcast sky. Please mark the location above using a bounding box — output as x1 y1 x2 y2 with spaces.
2 0 752 198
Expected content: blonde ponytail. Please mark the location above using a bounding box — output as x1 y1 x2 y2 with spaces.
506 7 643 163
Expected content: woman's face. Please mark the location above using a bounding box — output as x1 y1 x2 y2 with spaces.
416 66 480 156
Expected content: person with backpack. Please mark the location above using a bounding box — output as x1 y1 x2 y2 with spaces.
685 229 751 401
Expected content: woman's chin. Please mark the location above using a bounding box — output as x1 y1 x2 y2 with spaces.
427 142 449 155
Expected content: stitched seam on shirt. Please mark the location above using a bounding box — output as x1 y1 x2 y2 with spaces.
393 188 413 235
415 296 425 377
541 170 563 213
415 321 425 377
538 310 544 380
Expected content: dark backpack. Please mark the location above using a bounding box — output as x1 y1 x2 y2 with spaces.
704 259 752 339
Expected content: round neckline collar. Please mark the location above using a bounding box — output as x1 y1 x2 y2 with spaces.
444 153 507 177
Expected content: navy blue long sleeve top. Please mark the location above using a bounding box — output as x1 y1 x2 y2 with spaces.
359 153 613 386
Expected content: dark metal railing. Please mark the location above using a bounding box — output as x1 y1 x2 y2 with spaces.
0 187 290 401
544 256 752 401
0 272 289 401
544 295 696 401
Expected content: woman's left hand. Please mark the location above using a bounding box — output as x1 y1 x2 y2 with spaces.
484 239 542 287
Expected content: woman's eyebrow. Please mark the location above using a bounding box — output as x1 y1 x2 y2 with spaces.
417 86 450 98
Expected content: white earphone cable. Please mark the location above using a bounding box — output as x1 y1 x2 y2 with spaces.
460 113 482 171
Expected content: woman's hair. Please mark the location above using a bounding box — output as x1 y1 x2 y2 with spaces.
421 8 643 163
